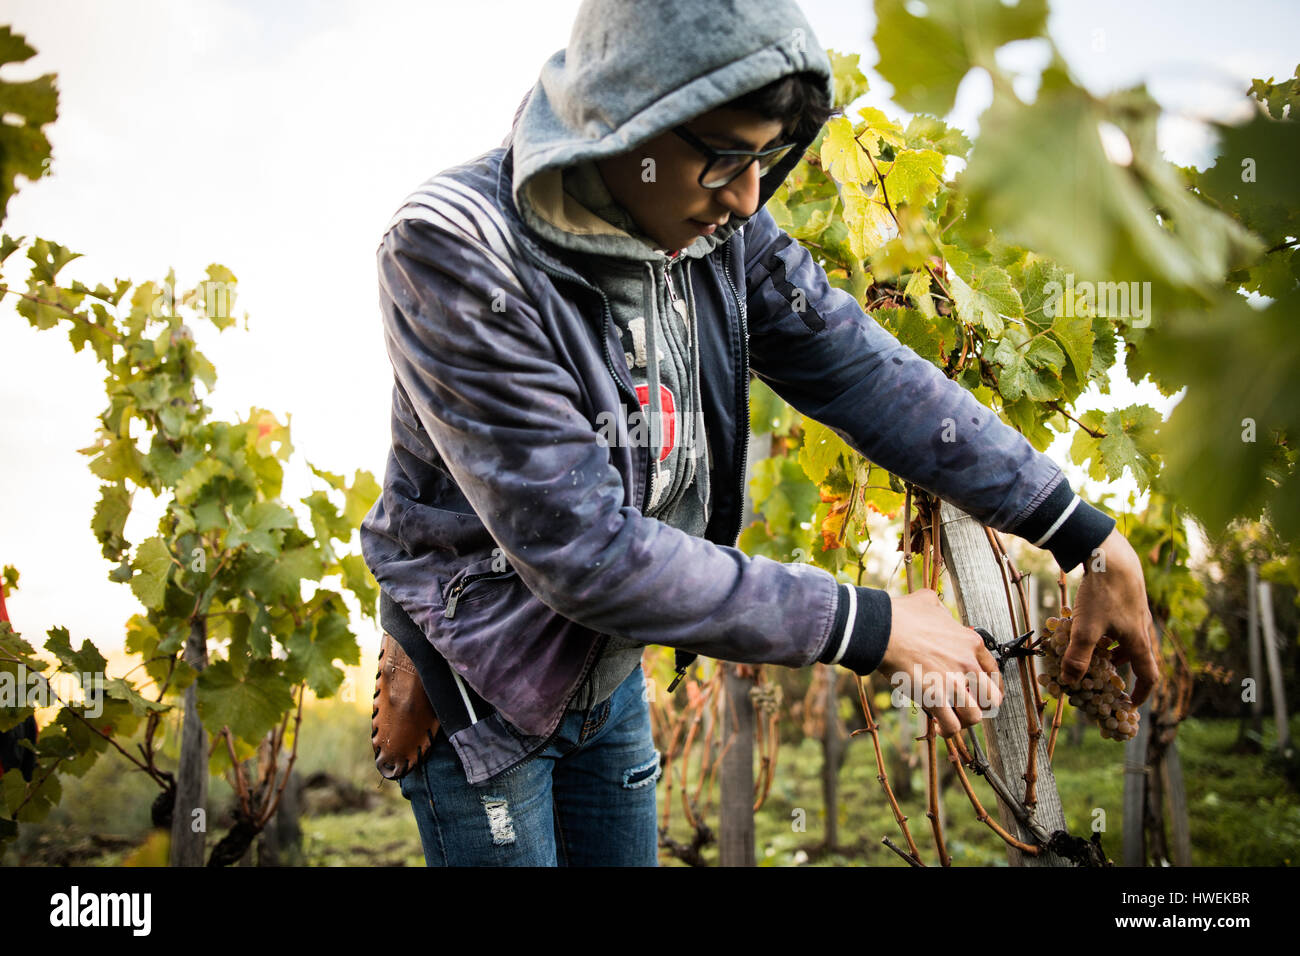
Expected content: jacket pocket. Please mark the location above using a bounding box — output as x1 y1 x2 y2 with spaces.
440 557 518 620
430 564 602 737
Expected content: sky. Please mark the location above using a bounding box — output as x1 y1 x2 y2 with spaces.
1 0 1296 659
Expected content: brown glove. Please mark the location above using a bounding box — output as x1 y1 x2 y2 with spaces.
371 631 440 780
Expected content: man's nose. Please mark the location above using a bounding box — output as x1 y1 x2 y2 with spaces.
713 160 764 219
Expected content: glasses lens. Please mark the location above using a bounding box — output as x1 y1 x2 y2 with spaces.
701 156 750 189
701 144 795 188
758 144 795 174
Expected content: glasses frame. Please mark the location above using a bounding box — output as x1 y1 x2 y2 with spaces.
671 125 797 189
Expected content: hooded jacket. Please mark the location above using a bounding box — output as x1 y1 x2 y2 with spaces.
360 0 1115 785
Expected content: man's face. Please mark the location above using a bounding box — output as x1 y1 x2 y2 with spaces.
594 107 788 252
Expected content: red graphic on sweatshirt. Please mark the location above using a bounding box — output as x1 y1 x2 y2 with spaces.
635 383 676 462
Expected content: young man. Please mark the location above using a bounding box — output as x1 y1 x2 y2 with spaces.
360 0 1159 866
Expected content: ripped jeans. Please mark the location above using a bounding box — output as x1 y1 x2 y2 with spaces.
398 664 661 866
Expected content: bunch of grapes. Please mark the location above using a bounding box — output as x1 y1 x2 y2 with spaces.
1036 608 1141 741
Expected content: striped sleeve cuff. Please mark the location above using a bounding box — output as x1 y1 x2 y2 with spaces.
1015 479 1116 573
817 583 892 675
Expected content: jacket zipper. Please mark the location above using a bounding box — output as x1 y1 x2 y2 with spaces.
443 569 516 619
527 258 653 515
721 238 750 545
664 256 686 323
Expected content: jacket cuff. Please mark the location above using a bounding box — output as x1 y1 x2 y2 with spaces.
1015 479 1116 573
817 583 892 675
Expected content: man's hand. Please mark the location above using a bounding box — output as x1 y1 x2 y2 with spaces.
1063 527 1161 707
879 589 1003 737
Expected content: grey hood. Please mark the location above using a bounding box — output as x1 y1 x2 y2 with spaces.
504 0 835 263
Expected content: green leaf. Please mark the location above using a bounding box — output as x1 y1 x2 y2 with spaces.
1097 404 1162 491
342 469 381 529
130 537 173 610
962 84 1263 293
227 501 296 554
991 325 1063 403
883 149 945 208
873 0 1048 116
175 457 230 503
90 483 132 561
947 261 1021 337
284 611 358 697
43 626 108 677
827 50 870 109
877 306 943 367
339 554 378 619
749 456 822 534
856 107 907 154
103 677 168 717
239 544 323 603
1144 288 1299 538
799 418 851 484
196 658 294 743
308 463 347 491
1002 396 1054 451
83 436 144 485
303 490 351 546
904 114 972 159
0 27 58 222
749 378 798 435
25 238 81 284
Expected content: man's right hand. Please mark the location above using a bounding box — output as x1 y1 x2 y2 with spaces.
878 589 1003 737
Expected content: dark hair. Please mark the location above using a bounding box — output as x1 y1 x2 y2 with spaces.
721 71 840 145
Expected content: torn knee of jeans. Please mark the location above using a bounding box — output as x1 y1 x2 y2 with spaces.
621 751 662 790
480 795 516 845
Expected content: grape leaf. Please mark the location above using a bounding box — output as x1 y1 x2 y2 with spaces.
948 261 1022 337
820 116 876 185
828 49 870 109
90 483 131 561
196 658 294 743
884 149 945 208
0 27 57 222
130 537 173 610
874 0 1048 116
799 417 851 484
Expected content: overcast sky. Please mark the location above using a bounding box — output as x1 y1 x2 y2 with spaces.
1 0 1296 658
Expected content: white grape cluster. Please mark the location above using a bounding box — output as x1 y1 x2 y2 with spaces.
1035 608 1140 741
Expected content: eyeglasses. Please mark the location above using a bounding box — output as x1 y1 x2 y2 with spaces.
671 126 797 189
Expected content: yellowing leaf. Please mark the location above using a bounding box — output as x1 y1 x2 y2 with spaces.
841 182 895 259
883 149 945 208
820 116 875 186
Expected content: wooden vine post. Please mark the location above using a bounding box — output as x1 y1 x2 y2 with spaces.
937 501 1070 867
718 430 768 867
1257 580 1292 754
1244 564 1264 741
719 665 757 867
169 618 209 867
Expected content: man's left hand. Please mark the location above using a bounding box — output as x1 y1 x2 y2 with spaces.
1060 527 1161 707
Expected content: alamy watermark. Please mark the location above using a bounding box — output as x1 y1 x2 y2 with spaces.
0 665 105 718
889 665 1002 715
1043 273 1151 328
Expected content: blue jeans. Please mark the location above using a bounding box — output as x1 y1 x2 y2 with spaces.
398 665 661 866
